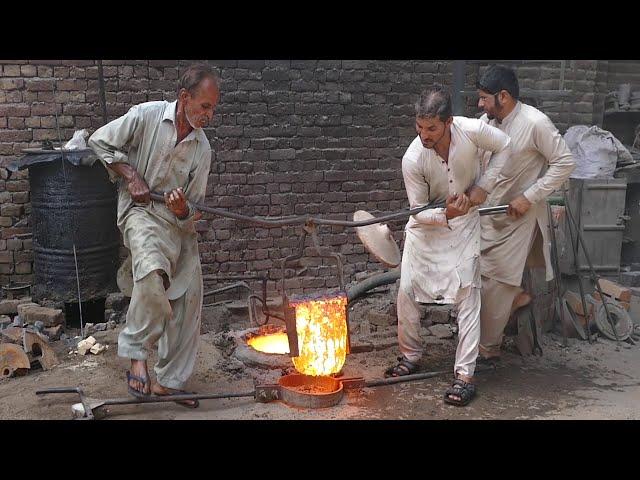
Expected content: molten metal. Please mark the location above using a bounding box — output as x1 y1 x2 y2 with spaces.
247 331 290 355
290 294 348 376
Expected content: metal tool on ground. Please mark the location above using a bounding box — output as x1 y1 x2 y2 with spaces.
562 189 621 346
546 202 569 346
36 365 495 419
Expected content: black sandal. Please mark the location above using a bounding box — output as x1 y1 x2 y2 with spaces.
126 370 151 398
384 356 419 378
443 378 476 406
476 355 501 367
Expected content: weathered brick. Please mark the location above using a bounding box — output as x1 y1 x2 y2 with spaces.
0 105 30 117
37 65 53 77
6 238 22 250
15 262 31 274
26 79 54 91
17 304 63 327
0 297 33 315
11 191 29 204
0 130 32 142
2 65 21 76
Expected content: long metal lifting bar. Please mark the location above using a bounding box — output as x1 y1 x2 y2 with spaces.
149 191 508 228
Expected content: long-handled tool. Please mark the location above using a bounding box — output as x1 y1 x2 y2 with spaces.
547 202 569 346
149 191 508 230
36 386 255 420
36 364 495 419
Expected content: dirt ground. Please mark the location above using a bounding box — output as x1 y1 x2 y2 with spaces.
2 313 639 420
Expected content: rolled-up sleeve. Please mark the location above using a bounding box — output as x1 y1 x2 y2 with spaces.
88 105 144 182
473 121 512 193
523 116 576 204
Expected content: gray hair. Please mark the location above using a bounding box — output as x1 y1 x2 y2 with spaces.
414 84 452 121
177 63 219 96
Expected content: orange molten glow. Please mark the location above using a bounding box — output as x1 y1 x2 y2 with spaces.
290 294 348 376
247 332 290 355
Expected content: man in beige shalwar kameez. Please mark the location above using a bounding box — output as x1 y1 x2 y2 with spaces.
476 66 575 361
384 85 511 406
88 64 220 407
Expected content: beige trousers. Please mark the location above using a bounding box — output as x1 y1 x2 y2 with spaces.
397 285 481 378
117 267 203 390
478 276 521 358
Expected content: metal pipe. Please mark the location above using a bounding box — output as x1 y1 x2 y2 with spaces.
364 364 495 388
347 269 401 303
96 60 108 126
150 191 507 228
150 191 442 227
100 391 256 405
546 202 569 346
203 281 251 298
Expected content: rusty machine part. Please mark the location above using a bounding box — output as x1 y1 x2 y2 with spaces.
201 274 275 327
255 374 364 409
22 330 60 371
0 343 31 379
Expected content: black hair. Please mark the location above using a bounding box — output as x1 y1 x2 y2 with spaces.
414 84 452 121
477 65 519 100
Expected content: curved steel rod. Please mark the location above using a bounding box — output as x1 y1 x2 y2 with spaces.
149 192 507 228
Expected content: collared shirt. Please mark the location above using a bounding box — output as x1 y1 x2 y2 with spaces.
88 100 212 299
480 101 575 285
401 116 511 303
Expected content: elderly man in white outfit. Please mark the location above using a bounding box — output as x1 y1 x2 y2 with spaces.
385 85 511 406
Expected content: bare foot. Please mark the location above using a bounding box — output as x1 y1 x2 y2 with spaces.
510 291 532 316
152 383 198 408
128 359 150 395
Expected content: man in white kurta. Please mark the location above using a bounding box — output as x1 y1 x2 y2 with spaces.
385 85 511 406
88 64 219 406
476 66 575 360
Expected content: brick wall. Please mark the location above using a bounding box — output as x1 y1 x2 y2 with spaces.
606 60 640 92
0 59 631 296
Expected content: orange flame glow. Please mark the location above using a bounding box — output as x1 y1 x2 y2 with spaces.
247 332 290 355
290 294 348 376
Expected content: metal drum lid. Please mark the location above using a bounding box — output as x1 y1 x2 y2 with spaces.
353 210 401 268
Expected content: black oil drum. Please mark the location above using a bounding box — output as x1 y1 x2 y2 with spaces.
23 150 119 304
